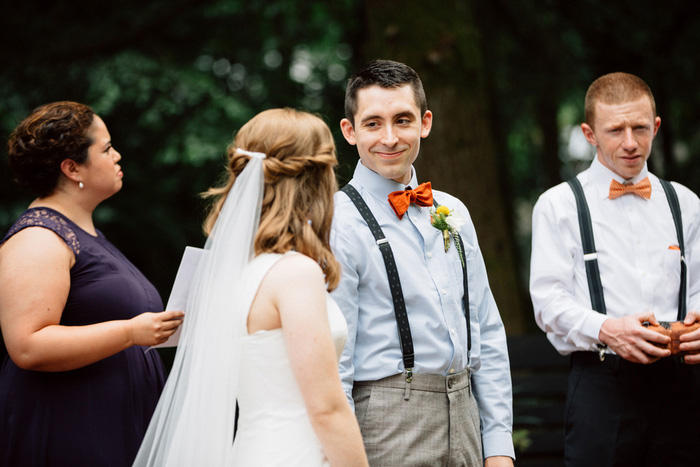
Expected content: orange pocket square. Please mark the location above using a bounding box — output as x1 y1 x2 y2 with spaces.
669 245 681 250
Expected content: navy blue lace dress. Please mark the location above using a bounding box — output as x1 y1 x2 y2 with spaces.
0 208 166 467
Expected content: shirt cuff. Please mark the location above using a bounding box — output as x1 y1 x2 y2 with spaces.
580 311 609 349
482 431 515 460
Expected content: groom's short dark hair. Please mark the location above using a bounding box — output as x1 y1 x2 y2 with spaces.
344 59 427 126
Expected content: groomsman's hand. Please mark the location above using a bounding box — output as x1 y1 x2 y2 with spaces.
598 311 671 363
679 310 700 364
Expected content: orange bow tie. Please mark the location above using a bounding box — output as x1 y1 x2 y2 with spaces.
388 182 433 219
608 177 652 200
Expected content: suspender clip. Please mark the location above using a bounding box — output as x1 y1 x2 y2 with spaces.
404 368 413 401
376 238 388 246
597 344 606 362
583 252 598 261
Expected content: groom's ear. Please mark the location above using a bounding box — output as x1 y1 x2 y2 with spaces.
340 118 357 145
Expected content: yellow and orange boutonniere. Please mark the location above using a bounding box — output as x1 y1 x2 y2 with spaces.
430 205 466 260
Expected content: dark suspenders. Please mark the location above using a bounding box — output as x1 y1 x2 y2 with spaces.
567 176 687 326
567 178 607 315
341 184 415 373
340 184 471 395
438 199 472 354
659 179 687 321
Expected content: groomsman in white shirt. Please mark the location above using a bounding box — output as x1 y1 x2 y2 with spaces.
331 59 514 466
530 72 700 466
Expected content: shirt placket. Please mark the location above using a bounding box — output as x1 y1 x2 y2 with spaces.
624 196 654 311
407 204 466 373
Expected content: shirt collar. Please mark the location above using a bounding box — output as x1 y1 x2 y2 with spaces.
588 156 649 199
352 161 419 201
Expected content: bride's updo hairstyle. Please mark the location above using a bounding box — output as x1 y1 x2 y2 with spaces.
203 108 340 290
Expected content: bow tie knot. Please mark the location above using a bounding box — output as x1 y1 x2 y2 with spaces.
388 182 433 219
608 177 652 200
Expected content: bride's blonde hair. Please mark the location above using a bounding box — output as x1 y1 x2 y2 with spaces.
203 108 340 290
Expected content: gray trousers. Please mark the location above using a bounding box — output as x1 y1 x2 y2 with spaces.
352 370 482 467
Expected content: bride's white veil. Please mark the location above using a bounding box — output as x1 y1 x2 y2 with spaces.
133 151 265 466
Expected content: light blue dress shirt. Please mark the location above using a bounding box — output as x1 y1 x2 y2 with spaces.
331 161 514 459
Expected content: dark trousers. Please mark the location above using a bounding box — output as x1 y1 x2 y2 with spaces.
565 352 700 467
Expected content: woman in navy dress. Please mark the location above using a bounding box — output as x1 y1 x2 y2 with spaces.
0 101 184 466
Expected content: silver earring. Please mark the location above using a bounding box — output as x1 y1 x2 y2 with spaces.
79 181 84 189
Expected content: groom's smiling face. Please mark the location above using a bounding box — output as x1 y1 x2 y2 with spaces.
340 84 432 185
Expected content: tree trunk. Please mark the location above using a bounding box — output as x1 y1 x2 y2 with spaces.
358 0 527 334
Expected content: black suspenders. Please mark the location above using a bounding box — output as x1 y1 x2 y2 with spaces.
659 179 687 320
341 184 415 373
341 184 471 394
567 178 607 315
567 177 687 325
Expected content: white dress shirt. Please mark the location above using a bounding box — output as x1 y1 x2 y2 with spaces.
331 161 514 458
530 157 700 355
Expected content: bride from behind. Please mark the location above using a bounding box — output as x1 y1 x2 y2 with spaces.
134 108 367 466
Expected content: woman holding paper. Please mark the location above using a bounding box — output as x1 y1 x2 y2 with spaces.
0 101 184 466
134 108 368 466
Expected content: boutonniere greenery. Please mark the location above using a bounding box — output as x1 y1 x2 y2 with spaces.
430 205 466 265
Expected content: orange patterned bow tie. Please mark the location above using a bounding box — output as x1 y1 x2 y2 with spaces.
608 177 652 200
388 182 433 219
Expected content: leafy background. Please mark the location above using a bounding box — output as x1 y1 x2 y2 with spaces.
5 1 700 462
3 0 700 333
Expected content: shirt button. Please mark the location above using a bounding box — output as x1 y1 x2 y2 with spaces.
441 289 447 295
449 368 455 374
427 252 433 258
450 328 456 335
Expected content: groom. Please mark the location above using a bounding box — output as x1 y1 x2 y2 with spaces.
331 59 514 466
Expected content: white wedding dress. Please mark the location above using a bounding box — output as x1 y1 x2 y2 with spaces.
230 253 348 466
133 155 348 466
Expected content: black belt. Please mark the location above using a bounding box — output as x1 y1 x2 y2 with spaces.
571 351 689 372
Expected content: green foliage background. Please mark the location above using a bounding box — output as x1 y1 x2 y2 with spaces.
3 0 700 328
0 0 358 296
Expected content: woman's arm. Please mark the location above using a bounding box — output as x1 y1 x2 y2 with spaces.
0 227 183 372
257 254 368 466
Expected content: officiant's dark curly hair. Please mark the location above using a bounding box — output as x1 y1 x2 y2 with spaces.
8 101 95 197
203 108 341 290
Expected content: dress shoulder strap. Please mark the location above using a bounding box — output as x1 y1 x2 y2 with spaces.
1 208 80 255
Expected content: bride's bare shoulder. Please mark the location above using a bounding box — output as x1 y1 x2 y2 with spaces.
266 253 323 285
